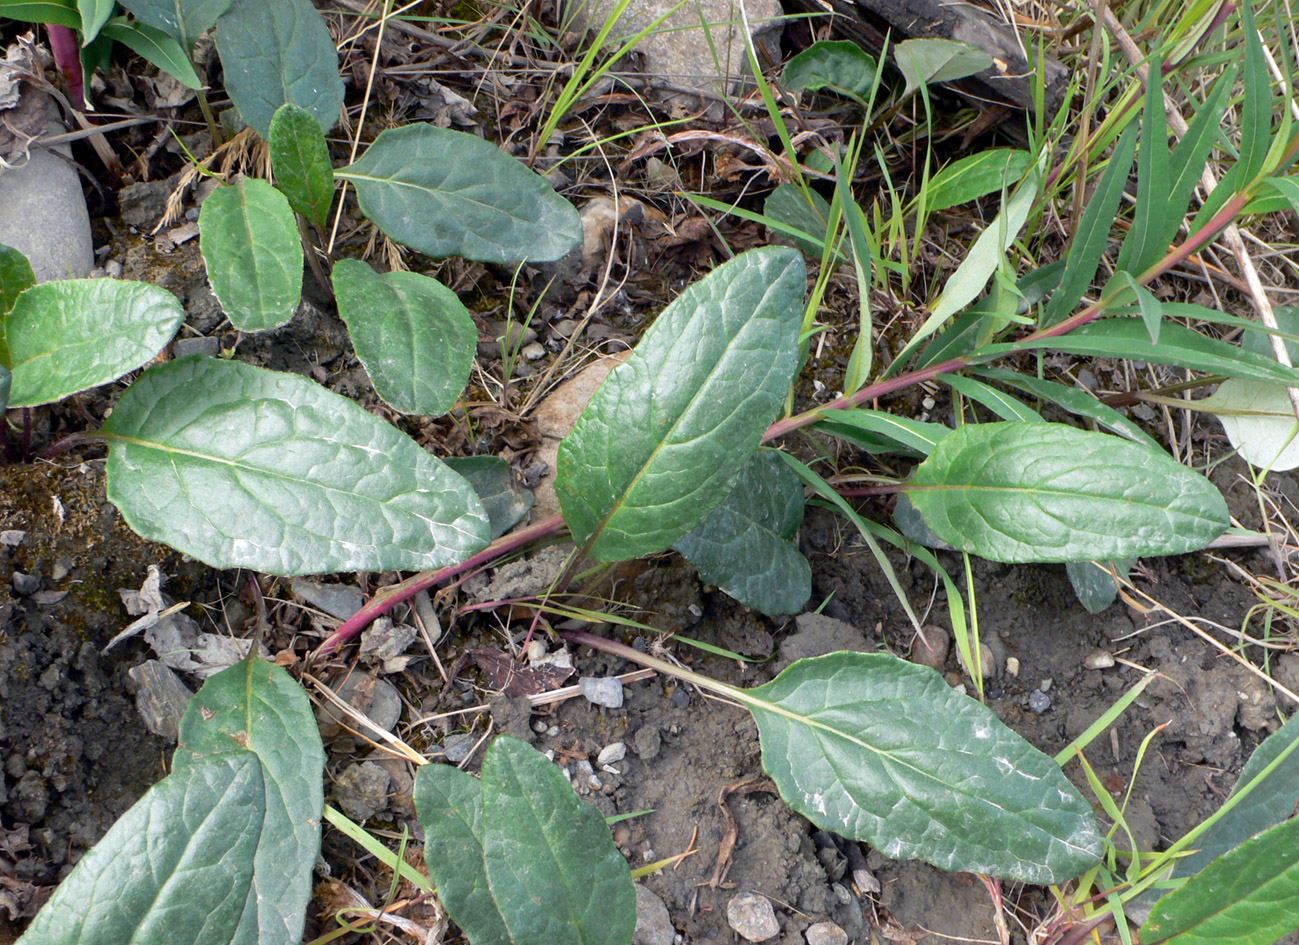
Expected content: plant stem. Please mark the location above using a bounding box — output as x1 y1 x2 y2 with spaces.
46 25 86 112
559 628 750 705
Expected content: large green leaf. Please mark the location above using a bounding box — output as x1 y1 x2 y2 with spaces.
414 765 511 945
117 0 231 49
480 737 636 945
331 259 475 417
984 319 1299 386
1141 817 1299 945
926 149 1034 212
782 40 876 98
102 17 202 89
337 123 582 264
199 177 303 332
556 248 805 560
101 356 491 575
3 0 82 27
1042 122 1138 327
0 242 36 323
18 658 323 945
893 38 992 97
673 449 811 617
443 455 533 540
269 103 335 231
744 652 1101 882
1201 379 1299 471
905 422 1228 562
1173 712 1299 879
215 0 345 139
4 279 184 407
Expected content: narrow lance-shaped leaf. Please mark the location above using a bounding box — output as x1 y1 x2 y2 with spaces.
673 449 811 617
1236 0 1275 187
331 259 476 417
556 247 806 560
1042 122 1138 326
117 0 232 50
904 421 1228 563
101 356 491 576
4 279 184 407
77 0 115 44
925 149 1033 212
101 18 202 89
1114 53 1169 277
480 737 636 945
337 123 583 264
215 0 345 138
744 652 1102 882
942 374 1043 422
269 103 335 231
2 0 83 28
199 177 303 332
1113 270 1163 343
1141 816 1299 945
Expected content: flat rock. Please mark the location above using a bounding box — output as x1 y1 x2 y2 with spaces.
633 884 674 945
775 613 870 671
127 660 194 742
580 675 625 709
727 891 780 942
319 672 402 738
334 761 392 822
805 921 848 945
291 578 365 620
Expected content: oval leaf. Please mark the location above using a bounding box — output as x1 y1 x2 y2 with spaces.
556 247 806 560
0 241 36 320
926 149 1033 212
199 177 303 332
1141 816 1299 945
673 449 811 616
214 0 344 138
101 356 491 575
906 422 1228 562
783 40 877 97
746 652 1102 883
337 123 582 264
332 259 475 416
481 736 636 945
5 278 183 407
894 38 993 96
1202 378 1299 471
117 0 231 49
269 103 335 230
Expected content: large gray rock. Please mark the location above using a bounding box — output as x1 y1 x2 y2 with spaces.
565 0 783 101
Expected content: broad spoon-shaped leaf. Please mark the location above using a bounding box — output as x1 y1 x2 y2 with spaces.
557 247 806 560
745 652 1102 883
17 657 324 945
906 421 1228 562
101 356 490 575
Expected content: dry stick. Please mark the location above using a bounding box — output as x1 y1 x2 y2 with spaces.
1095 2 1299 424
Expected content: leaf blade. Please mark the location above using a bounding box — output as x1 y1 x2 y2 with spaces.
117 0 231 49
269 103 335 231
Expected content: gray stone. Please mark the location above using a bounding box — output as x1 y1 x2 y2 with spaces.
323 672 403 735
173 336 220 359
1028 689 1051 714
633 884 674 945
291 578 366 620
117 178 173 229
334 761 392 822
11 571 39 596
127 660 194 742
727 891 780 942
580 675 625 709
805 921 848 945
597 741 627 765
443 733 475 764
359 617 418 665
565 0 783 101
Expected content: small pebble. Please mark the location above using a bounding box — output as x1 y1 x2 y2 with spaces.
727 892 780 942
580 676 624 709
11 571 40 596
1005 656 1020 677
104 259 123 278
0 530 25 546
1039 677 1053 692
334 762 392 823
597 741 627 765
910 625 950 671
1028 689 1051 714
1084 648 1115 670
443 733 475 763
633 884 674 945
525 639 547 662
174 336 221 359
830 882 853 905
532 719 549 734
520 341 546 360
670 687 691 708
805 921 849 945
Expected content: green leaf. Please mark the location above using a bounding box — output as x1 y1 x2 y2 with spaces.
101 356 491 575
925 149 1034 212
815 406 950 456
171 657 325 945
1236 0 1274 187
906 422 1228 562
480 737 636 945
414 764 512 945
986 319 1299 386
331 259 475 417
1141 817 1299 945
215 0 344 139
1258 175 1299 218
1114 56 1169 277
18 658 324 945
77 0 113 43
1113 270 1163 343
269 103 335 231
4 279 184 407
783 40 876 98
892 492 952 549
672 449 811 617
337 124 583 264
443 455 534 540
0 242 36 323
1064 559 1135 614
1042 122 1138 326
894 38 993 97
101 17 202 89
1174 713 1299 880
1201 379 1299 471
1240 305 1299 362
3 0 83 28
764 183 836 259
556 248 805 560
117 0 231 49
942 374 1043 421
199 177 303 332
745 652 1101 882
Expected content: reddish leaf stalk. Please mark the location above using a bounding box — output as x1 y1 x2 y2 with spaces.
46 25 86 111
